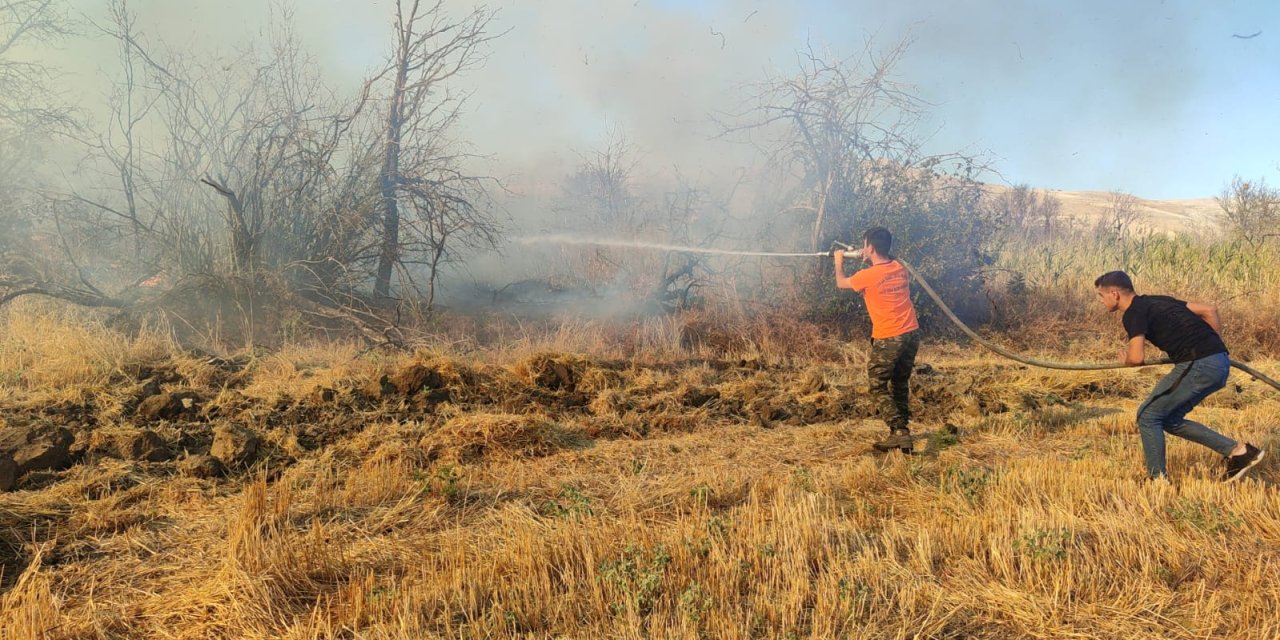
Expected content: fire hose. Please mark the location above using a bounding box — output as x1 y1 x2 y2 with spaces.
838 248 1280 392
515 234 1280 391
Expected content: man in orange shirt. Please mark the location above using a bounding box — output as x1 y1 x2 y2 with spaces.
835 227 921 453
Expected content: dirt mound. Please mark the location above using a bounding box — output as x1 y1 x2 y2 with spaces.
514 353 594 392
0 423 74 487
422 413 588 462
388 363 446 396
135 390 204 421
356 357 495 408
0 348 1158 493
211 424 261 468
177 454 224 478
0 456 15 491
113 429 173 462
678 317 749 352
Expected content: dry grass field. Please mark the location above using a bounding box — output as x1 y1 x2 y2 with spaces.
4 0 1276 635
1 301 1277 639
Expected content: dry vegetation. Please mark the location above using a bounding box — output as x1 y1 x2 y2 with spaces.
4 2 1279 637
986 234 1280 359
1 297 1278 639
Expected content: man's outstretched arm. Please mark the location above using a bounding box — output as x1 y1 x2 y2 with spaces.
1186 301 1222 332
834 251 856 290
1121 335 1147 366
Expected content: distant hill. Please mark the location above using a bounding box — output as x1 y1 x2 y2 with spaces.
985 186 1225 234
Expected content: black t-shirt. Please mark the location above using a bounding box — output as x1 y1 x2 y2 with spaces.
1122 294 1227 363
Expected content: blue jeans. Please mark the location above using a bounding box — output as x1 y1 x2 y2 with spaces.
1136 352 1237 478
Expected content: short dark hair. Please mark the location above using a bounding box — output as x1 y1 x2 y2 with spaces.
1094 270 1134 291
863 227 893 257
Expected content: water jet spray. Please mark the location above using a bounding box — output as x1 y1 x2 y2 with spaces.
516 234 859 259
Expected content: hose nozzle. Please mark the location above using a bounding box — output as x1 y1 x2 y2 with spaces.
827 241 861 259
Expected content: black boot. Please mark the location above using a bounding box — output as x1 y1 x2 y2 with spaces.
872 429 913 454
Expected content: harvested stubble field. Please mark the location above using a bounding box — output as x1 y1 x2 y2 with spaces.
1 307 1279 639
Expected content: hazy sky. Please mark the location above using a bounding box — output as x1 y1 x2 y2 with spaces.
34 0 1280 199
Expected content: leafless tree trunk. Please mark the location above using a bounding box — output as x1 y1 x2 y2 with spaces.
373 0 500 299
376 36 408 297
200 176 256 272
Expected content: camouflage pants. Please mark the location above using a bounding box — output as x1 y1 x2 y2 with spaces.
867 331 920 433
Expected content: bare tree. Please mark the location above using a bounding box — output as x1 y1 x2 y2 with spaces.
1218 175 1279 251
560 130 642 230
6 3 389 342
372 0 502 300
1 1 422 348
0 0 73 254
545 133 646 296
1101 190 1144 238
0 0 74 139
717 39 986 253
0 0 87 307
716 38 995 324
73 2 379 281
988 184 1061 237
1036 190 1062 236
650 173 738 312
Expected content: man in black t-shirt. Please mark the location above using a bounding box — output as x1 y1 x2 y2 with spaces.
1095 271 1265 481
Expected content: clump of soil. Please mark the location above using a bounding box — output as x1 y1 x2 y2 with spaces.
514 353 594 392
135 389 205 421
422 413 589 463
0 422 75 489
211 423 261 468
